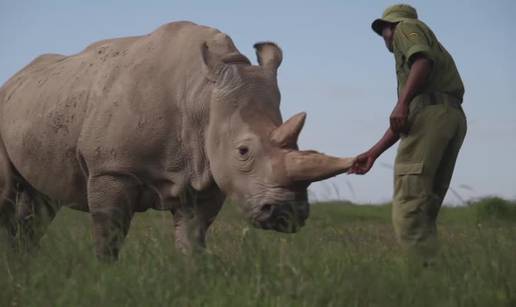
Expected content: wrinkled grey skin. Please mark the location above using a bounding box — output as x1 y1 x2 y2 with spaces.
0 21 354 260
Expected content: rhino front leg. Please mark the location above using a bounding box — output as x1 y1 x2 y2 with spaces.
172 208 206 253
172 190 224 253
87 175 137 261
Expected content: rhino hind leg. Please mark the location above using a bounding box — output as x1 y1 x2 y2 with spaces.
172 187 225 253
13 184 60 252
0 187 16 249
0 139 17 248
0 159 59 251
87 174 137 261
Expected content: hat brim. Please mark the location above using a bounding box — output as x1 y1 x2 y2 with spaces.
371 18 396 36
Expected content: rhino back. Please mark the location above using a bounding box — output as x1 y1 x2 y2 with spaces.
0 48 109 203
0 21 233 207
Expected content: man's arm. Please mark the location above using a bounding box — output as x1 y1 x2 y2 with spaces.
349 55 432 175
390 54 433 133
349 128 398 174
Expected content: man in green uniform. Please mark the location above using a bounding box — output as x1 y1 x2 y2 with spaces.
350 4 467 261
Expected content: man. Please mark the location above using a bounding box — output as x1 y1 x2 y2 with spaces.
350 4 467 260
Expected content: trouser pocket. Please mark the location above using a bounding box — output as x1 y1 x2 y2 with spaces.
394 162 424 201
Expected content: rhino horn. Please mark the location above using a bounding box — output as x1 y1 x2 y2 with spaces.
270 112 306 149
285 150 356 183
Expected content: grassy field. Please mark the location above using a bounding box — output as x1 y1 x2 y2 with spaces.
1 197 515 307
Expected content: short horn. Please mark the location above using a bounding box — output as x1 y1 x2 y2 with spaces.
270 112 306 149
285 150 356 183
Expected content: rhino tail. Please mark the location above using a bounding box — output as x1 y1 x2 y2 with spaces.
0 137 14 213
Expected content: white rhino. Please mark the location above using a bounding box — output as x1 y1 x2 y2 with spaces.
0 21 354 260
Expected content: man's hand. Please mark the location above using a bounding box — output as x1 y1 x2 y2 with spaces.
389 55 432 134
348 150 377 175
389 102 409 134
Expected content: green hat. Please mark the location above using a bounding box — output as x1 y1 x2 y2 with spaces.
371 4 418 35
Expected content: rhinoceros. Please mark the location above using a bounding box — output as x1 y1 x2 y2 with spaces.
0 21 354 260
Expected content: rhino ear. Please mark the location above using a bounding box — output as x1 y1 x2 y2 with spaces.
201 41 222 82
202 41 252 82
254 42 283 74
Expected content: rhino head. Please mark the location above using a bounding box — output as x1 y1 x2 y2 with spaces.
203 39 354 233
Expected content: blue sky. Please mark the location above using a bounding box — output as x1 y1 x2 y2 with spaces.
1 0 515 203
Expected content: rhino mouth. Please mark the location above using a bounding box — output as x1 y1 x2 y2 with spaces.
272 214 304 233
251 202 308 233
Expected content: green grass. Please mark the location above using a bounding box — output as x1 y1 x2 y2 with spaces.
1 198 515 307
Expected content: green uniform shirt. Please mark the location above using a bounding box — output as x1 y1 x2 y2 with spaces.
393 19 465 101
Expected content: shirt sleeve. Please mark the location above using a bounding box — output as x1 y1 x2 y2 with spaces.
393 22 434 65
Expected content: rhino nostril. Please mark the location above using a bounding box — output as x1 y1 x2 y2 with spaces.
261 204 273 214
256 204 275 223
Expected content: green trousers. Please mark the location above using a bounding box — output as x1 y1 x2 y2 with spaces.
392 93 467 257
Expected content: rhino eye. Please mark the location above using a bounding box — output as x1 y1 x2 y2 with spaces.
238 146 249 156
